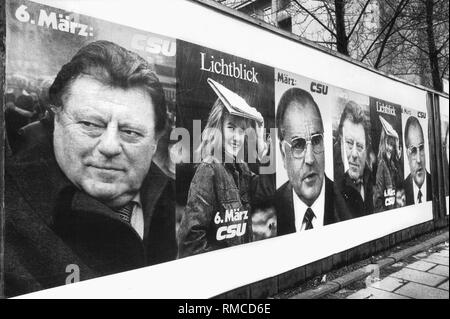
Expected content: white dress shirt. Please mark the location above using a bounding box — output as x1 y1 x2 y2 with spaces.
292 182 325 232
413 174 427 204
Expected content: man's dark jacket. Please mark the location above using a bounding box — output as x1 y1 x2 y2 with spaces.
4 121 177 297
274 176 352 236
333 143 374 218
177 157 275 258
402 172 433 206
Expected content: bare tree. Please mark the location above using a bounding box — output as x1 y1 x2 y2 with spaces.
369 0 448 90
288 0 373 56
213 0 449 91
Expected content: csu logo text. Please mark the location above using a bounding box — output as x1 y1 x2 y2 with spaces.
310 82 328 95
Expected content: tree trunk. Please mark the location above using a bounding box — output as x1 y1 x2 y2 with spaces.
425 0 443 91
335 0 349 55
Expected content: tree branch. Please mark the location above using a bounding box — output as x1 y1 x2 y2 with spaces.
436 35 449 54
374 0 411 68
347 0 372 40
292 0 337 37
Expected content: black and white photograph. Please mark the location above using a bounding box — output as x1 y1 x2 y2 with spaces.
1 0 448 301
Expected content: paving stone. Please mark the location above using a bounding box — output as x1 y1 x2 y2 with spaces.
423 255 449 266
433 250 449 258
371 277 406 292
430 251 449 258
391 268 447 287
347 287 409 299
407 260 436 272
428 265 449 277
395 282 449 299
438 281 449 291
413 252 428 259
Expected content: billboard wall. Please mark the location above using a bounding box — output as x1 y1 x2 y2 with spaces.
2 0 446 298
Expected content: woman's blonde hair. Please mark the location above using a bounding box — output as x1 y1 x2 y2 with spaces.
195 98 254 162
378 129 398 162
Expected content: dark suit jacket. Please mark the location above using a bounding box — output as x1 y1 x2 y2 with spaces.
4 121 177 297
274 176 352 236
403 172 433 206
333 143 374 218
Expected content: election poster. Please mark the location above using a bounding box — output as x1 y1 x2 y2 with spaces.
4 0 177 298
175 40 276 258
401 106 432 206
274 68 346 235
441 114 449 214
369 97 405 213
331 88 374 218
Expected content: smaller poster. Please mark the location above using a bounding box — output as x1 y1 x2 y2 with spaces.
401 107 432 206
369 97 405 212
274 69 354 236
175 40 276 258
441 114 449 214
332 88 375 218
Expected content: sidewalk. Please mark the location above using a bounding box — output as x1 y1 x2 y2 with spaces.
345 241 448 299
285 231 449 299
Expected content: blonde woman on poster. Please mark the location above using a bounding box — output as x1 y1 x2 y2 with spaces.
177 80 273 258
374 116 405 212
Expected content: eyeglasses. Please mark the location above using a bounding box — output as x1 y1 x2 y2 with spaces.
407 143 425 157
282 133 324 159
344 138 365 153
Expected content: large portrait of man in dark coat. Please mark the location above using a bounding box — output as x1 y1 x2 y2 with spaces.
4 41 177 297
333 100 374 218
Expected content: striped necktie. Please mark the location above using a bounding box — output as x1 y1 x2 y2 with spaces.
115 202 135 224
303 208 316 230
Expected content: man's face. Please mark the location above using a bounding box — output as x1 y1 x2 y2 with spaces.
406 123 426 188
342 119 366 181
53 76 157 208
280 102 325 207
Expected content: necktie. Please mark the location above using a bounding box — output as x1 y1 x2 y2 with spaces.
115 202 135 224
353 178 363 189
303 208 316 231
418 190 423 204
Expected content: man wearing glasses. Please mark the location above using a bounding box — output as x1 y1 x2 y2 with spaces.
334 101 374 218
275 87 351 235
402 116 432 205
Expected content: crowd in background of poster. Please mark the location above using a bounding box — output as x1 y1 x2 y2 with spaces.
2 0 443 298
